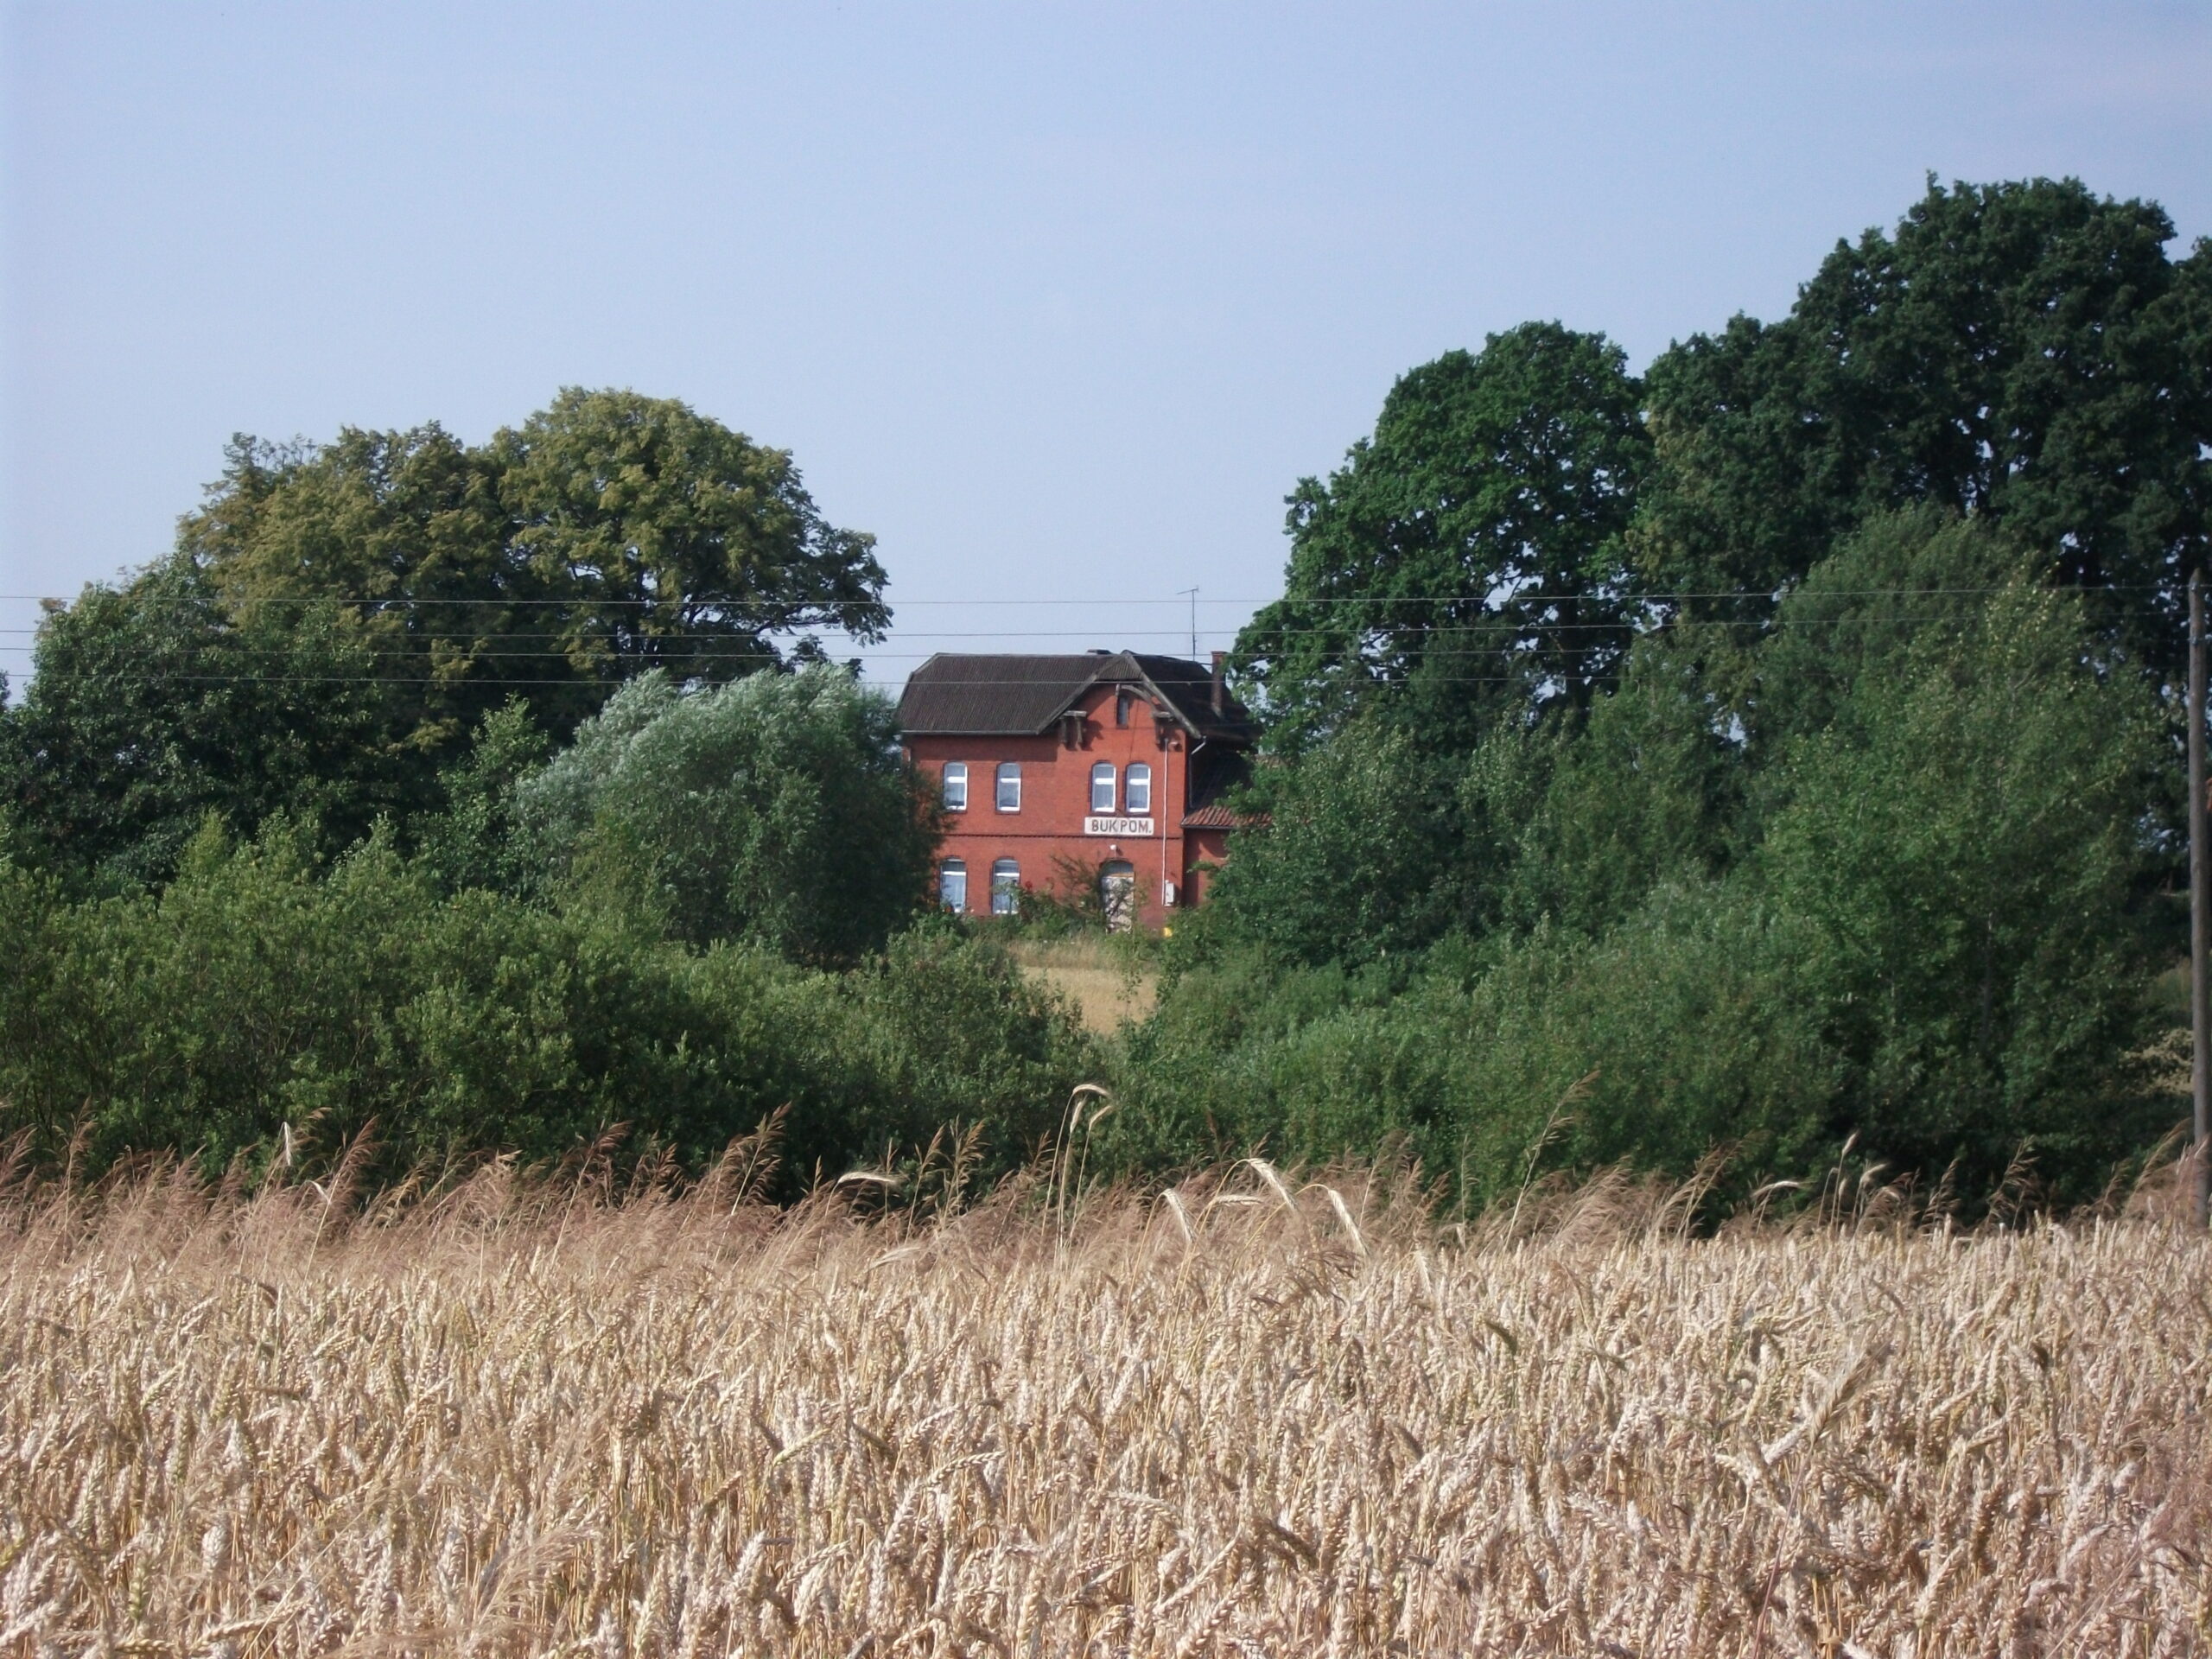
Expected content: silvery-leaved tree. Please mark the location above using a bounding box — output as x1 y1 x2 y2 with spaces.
512 665 938 964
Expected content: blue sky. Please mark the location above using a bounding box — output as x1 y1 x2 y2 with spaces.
3 1 2208 691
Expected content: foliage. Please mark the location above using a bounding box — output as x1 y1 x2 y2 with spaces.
0 821 1089 1187
0 390 886 889
1195 727 1465 968
1638 177 2212 665
189 387 890 747
1479 637 1739 938
1122 512 2177 1205
511 665 937 961
411 698 554 895
0 556 418 887
2 177 2198 1211
1755 565 2171 1185
1234 322 1651 752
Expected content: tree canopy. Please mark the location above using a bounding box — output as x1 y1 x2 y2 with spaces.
1637 177 2212 664
188 386 889 744
3 389 886 884
512 666 938 963
1233 322 1652 752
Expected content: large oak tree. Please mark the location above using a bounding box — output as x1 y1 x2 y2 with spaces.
2 390 887 882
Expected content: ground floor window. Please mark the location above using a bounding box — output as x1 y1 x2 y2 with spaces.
939 859 967 912
990 858 1020 915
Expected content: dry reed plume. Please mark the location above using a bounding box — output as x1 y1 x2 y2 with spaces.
2 1141 2208 1656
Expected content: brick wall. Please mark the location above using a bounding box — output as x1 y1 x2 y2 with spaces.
903 683 1202 929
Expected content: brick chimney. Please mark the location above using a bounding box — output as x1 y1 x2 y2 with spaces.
1210 651 1226 716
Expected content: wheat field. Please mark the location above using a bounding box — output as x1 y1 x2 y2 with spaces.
2 1147 2208 1657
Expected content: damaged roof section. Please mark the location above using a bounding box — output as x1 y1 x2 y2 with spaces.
896 652 1257 741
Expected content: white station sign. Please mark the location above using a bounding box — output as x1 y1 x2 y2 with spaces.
1084 816 1154 837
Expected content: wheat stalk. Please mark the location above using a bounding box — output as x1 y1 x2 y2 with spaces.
0 1156 2206 1655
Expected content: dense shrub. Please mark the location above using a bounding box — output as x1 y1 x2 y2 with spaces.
0 822 1090 1187
1106 512 2178 1206
512 666 938 961
1106 887 1837 1205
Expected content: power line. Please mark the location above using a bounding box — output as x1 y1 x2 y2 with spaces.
1 608 2177 648
0 584 2172 609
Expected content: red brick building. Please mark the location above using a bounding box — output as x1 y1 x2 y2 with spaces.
896 652 1256 929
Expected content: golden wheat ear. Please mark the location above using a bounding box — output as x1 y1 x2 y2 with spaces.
1 1159 2201 1653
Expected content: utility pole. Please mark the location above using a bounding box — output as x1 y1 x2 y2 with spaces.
2191 572 2209 1226
1179 587 1199 661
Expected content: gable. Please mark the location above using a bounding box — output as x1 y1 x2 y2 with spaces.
897 652 1256 741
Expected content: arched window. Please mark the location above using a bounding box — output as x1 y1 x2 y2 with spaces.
1116 688 1135 728
995 762 1021 811
939 859 967 912
941 761 968 811
990 858 1020 916
1090 762 1117 814
1124 762 1151 814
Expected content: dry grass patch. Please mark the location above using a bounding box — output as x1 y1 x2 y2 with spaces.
1008 935 1157 1032
1 1157 2208 1656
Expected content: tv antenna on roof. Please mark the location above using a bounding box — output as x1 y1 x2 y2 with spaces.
1178 586 1199 660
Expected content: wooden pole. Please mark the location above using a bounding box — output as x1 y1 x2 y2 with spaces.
2191 572 2209 1226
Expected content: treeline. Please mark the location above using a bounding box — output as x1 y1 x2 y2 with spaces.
0 672 1091 1188
1128 178 2211 1205
0 391 1097 1190
3 177 2209 1205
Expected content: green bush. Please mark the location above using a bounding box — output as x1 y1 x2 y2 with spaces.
1103 886 1835 1204
512 665 938 962
0 822 1092 1188
1104 512 2177 1207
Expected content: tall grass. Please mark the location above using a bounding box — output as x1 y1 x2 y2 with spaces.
1 1142 2207 1655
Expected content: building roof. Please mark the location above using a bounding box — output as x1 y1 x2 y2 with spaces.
897 652 1257 741
1181 803 1264 830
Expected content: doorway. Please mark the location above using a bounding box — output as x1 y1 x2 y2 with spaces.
1098 861 1136 932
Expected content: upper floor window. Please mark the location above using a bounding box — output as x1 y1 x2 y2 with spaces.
1125 762 1151 815
995 762 1021 811
990 858 1020 915
942 761 968 811
1090 762 1117 814
939 859 967 912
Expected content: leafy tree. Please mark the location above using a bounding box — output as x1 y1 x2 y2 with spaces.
413 699 554 896
1639 178 2212 665
1483 635 1740 939
0 556 415 885
4 389 886 883
181 423 516 754
491 389 889 714
1197 723 1465 968
1234 322 1652 753
512 665 937 962
190 386 890 748
1755 533 2171 1191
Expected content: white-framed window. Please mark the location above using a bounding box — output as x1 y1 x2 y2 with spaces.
1090 761 1117 814
990 858 1020 916
942 761 968 811
1125 762 1151 814
939 859 967 912
995 762 1021 811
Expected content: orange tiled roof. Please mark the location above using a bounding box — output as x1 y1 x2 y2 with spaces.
1181 804 1262 830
